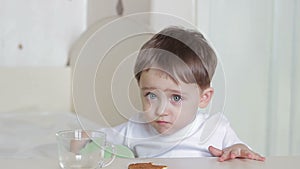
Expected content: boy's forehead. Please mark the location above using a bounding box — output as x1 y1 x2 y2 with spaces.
143 68 176 81
140 68 199 91
152 69 172 79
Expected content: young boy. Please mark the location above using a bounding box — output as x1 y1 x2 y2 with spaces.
104 26 265 161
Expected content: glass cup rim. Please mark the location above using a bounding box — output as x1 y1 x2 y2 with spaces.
56 129 106 140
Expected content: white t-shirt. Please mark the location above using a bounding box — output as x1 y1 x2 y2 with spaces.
102 111 243 158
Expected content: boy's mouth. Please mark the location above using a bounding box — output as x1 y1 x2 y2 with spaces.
155 120 171 125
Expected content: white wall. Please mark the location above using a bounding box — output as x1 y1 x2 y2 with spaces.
0 0 86 66
197 0 300 156
0 67 71 112
0 0 150 66
291 0 300 155
266 0 300 155
87 0 150 27
150 0 196 31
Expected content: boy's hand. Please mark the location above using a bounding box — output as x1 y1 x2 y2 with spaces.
208 144 265 162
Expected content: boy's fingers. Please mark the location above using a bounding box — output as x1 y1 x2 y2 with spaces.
208 146 223 157
256 155 266 161
240 149 252 158
241 149 266 161
230 149 240 159
249 152 266 161
209 145 265 162
219 150 231 162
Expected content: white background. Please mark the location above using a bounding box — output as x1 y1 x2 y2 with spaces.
0 0 299 156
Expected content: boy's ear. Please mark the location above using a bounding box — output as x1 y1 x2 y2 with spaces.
199 87 214 108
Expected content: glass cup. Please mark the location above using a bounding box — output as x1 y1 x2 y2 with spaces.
56 130 115 169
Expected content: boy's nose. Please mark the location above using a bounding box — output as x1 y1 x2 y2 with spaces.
155 97 170 117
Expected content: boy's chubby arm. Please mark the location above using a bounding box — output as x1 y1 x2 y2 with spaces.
208 144 265 162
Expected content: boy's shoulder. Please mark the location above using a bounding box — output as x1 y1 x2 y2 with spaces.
200 112 230 127
113 113 152 132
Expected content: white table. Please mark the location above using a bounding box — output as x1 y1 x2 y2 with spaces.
106 156 299 169
1 156 299 169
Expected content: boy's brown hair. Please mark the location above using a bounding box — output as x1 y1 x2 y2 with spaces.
134 26 217 89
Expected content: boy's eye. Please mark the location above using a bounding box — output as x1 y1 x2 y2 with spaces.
146 92 157 99
171 95 182 102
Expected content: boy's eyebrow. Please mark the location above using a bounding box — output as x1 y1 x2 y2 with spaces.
141 87 185 94
140 87 155 90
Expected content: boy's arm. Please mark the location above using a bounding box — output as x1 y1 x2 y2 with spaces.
208 144 265 162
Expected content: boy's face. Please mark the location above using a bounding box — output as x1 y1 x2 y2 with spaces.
138 69 201 135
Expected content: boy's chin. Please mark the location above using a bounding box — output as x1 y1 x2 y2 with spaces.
153 126 175 136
